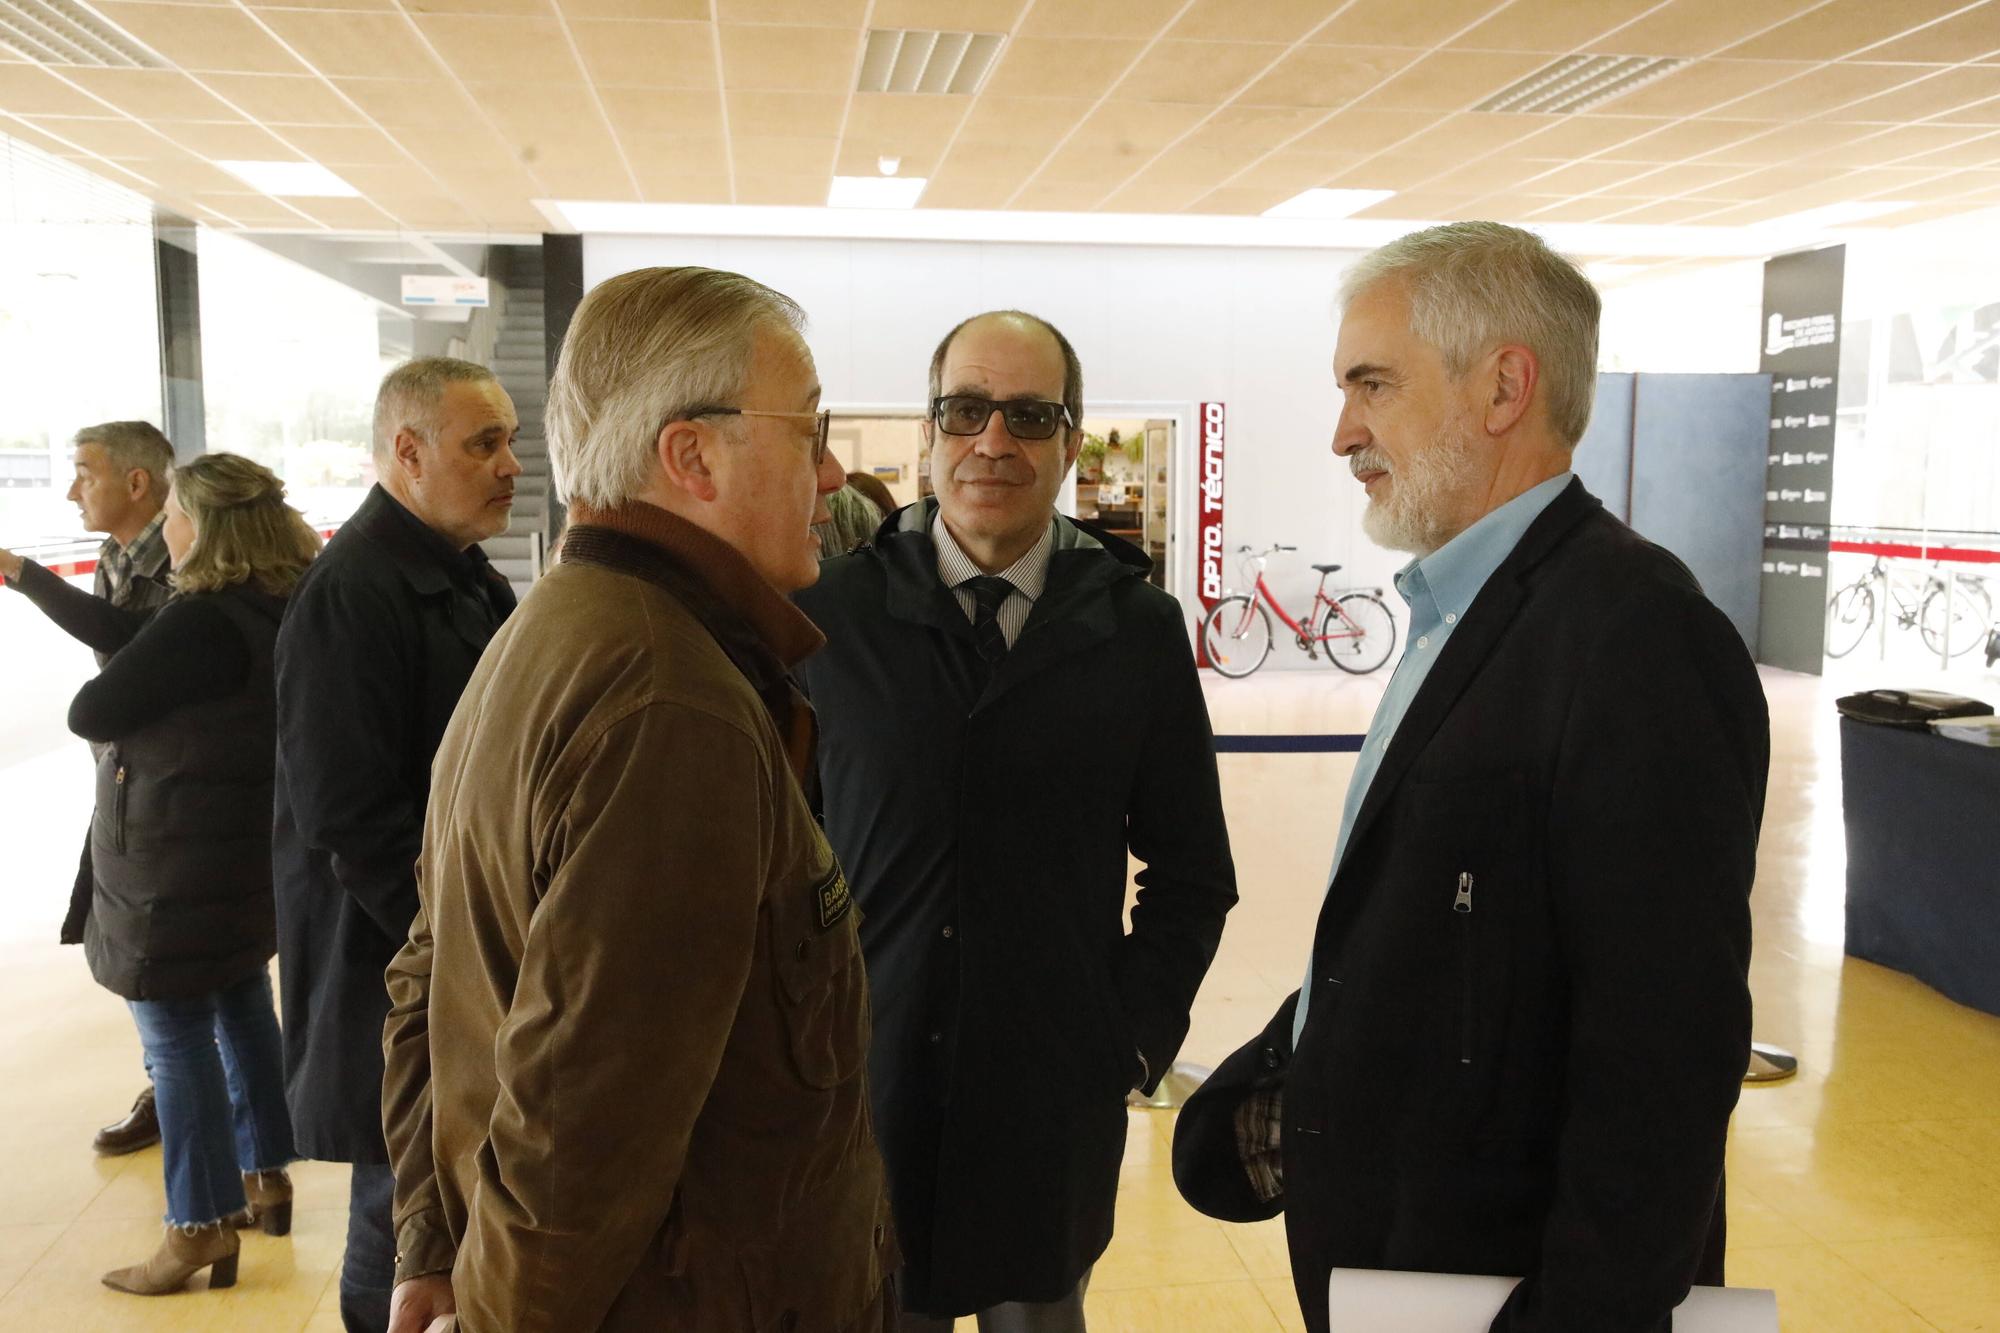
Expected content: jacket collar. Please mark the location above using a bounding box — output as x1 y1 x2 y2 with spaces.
563 499 826 670
1335 476 1602 878
346 484 492 598
866 498 1147 709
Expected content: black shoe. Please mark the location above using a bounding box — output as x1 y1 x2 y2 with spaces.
93 1085 161 1156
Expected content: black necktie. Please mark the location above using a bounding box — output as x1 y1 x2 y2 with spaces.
965 576 1012 664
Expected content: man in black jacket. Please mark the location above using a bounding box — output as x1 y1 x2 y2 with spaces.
272 357 519 1333
1 419 175 1157
1176 223 1768 1333
795 311 1237 1332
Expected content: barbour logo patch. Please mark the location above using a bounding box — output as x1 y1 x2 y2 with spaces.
814 863 851 931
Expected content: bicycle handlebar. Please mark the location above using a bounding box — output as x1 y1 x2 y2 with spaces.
1238 543 1298 554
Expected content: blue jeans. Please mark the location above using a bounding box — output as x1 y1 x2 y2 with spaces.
126 969 295 1227
341 1162 396 1333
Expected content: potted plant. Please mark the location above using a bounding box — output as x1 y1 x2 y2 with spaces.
1077 434 1107 482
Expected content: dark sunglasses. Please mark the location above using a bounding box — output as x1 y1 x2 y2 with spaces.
688 406 832 464
931 394 1074 441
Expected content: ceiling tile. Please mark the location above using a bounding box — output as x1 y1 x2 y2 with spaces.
244 0 396 11
840 91 964 169
1352 190 1478 220
1020 0 1183 38
1602 59 1816 118
1726 0 1975 61
188 192 320 225
1694 122 1878 164
731 133 836 175
293 196 399 228
141 157 270 194
617 132 728 175
834 141 951 175
1900 131 2000 167
414 15 584 82
599 86 723 136
479 84 613 152
918 177 1013 208
335 164 443 195
930 142 1056 180
1236 46 1425 109
1861 4 2000 62
1861 168 2000 200
276 124 411 163
1308 0 1504 48
1349 50 1550 111
406 0 556 14
1519 194 1658 222
1930 94 2000 125
952 96 1094 146
1229 149 1364 191
1008 178 1112 210
1726 63 1936 120
259 12 447 80
1411 154 1584 194
872 0 1027 27
556 0 707 17
198 73 369 125
1171 0 1353 44
0 66 120 117
1502 114 1661 158
1285 106 1435 154
1388 112 1541 159
1601 197 1735 224
1510 158 1650 194
571 20 717 87
1185 184 1303 214
717 24 859 94
724 90 845 137
332 77 482 126
733 171 826 204
15 115 172 158
1032 143 1160 185
1446 0 1660 52
716 0 866 23
1326 153 1463 190
1588 0 1824 58
162 120 303 159
1095 175 1206 212
632 169 732 202
1612 161 1759 195
393 124 523 169
981 37 1146 99
1110 40 1283 105
534 165 636 197
1181 104 1327 160
1830 66 2000 123
92 3 307 75
1606 118 1785 161
1061 100 1210 155
62 68 246 121
1811 123 1995 166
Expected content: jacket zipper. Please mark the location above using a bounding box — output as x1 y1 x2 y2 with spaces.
113 761 129 854
1453 872 1474 1065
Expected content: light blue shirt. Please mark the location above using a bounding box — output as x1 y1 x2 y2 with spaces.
1294 473 1574 1045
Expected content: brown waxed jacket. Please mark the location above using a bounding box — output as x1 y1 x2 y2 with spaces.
381 501 896 1333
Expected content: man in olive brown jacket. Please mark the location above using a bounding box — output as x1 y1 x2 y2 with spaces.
380 266 896 1333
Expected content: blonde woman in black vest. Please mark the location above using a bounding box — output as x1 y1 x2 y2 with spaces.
68 452 320 1295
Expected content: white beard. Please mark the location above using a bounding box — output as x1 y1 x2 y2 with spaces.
1357 423 1482 557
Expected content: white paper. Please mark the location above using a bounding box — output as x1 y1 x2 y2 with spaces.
1327 1268 1777 1332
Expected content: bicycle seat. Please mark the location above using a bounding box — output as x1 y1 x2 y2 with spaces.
1311 563 1343 574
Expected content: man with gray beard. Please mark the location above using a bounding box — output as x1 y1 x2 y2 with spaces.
1174 222 1768 1333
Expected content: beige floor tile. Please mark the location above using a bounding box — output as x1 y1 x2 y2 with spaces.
0 1224 64 1302
1092 1213 1250 1292
1223 1217 1291 1281
0 1122 124 1227
1724 1181 1814 1251
1256 1275 1308 1333
1729 1120 2000 1243
1084 1278 1285 1332
1832 1232 2000 1333
1725 1243 1937 1332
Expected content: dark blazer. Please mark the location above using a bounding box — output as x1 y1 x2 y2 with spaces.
1178 479 1768 1333
794 501 1237 1317
272 484 514 1164
69 586 286 1000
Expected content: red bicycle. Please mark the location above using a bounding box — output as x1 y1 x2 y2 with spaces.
1199 544 1397 678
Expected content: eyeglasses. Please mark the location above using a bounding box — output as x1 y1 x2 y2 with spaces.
688 406 832 464
931 394 1074 441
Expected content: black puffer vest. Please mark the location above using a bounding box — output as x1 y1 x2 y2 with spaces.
86 586 286 1000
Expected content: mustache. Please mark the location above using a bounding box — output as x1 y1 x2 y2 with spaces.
1349 449 1389 478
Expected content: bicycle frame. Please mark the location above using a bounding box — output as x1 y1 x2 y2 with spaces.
1251 571 1368 643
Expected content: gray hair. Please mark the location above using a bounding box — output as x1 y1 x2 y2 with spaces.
371 357 498 463
928 310 1084 432
546 266 806 509
1338 222 1601 447
74 421 174 489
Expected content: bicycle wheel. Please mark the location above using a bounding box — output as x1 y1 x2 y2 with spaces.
1320 593 1397 675
1200 596 1272 678
1919 578 1992 658
1824 581 1875 659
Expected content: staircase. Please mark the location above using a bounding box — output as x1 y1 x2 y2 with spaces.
483 248 551 600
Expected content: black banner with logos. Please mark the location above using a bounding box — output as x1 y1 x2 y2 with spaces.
1756 245 1844 674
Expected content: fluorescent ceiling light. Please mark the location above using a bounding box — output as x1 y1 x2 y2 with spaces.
1755 201 1914 232
216 160 357 198
1262 188 1396 220
827 175 927 209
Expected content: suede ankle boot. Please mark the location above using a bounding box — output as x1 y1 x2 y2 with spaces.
102 1222 240 1295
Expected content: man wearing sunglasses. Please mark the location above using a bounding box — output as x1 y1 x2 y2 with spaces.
795 310 1237 1332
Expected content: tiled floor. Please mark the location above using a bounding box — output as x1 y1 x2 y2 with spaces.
3 591 1999 1330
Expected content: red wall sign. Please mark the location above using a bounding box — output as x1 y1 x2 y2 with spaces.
1198 401 1226 608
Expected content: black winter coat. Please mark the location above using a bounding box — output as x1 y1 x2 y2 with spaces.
68 585 286 1000
272 485 514 1163
1269 480 1768 1333
794 501 1237 1316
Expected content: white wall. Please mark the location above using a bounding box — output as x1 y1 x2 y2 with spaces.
586 234 1382 664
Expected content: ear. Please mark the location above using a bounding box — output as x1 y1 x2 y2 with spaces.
393 426 428 481
1484 344 1539 437
656 419 720 504
1061 426 1083 473
126 469 151 502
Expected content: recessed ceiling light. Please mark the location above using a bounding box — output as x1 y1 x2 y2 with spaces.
216 160 358 198
828 174 927 209
1261 188 1396 220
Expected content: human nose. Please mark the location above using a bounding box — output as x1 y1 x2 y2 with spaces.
817 447 845 495
496 441 523 478
1332 398 1368 458
971 408 1021 457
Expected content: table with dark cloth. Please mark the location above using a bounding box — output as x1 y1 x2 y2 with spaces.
1840 716 2000 1017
